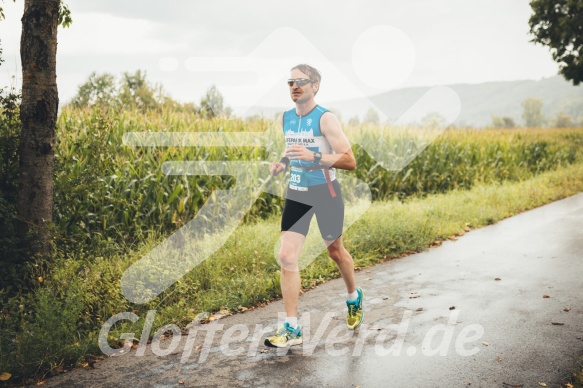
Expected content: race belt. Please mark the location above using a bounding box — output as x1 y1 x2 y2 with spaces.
289 165 337 198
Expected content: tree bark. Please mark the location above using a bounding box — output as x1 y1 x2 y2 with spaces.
17 0 60 258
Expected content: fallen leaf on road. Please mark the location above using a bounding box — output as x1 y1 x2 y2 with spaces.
0 373 11 381
36 381 45 385
551 322 565 325
416 307 423 312
195 345 202 351
178 379 185 385
260 349 268 353
543 294 550 298
564 307 571 312
482 341 489 346
565 383 574 388
369 327 382 331
538 383 547 387
495 277 501 281
449 306 456 310
497 355 501 363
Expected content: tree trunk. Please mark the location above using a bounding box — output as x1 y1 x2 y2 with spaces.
17 0 60 259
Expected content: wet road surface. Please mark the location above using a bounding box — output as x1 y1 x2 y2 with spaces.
45 193 583 387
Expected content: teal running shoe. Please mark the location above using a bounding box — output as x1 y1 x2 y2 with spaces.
346 287 364 329
264 322 303 348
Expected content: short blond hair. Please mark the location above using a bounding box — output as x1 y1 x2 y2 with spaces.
291 64 321 82
291 64 321 94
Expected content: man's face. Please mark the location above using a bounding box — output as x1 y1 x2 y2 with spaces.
288 69 319 103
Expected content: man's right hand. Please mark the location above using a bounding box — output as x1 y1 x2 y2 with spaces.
269 162 286 176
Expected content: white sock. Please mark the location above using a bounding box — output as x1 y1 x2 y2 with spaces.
285 316 298 328
347 289 359 302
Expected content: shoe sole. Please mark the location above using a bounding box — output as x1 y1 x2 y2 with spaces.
264 338 303 348
347 287 364 330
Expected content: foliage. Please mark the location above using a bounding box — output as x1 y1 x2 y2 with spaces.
67 70 195 113
69 72 117 109
491 115 516 128
0 277 94 383
419 112 448 128
0 85 19 203
1 1 72 27
199 85 232 118
47 107 583 256
1 99 582 383
529 0 583 85
0 43 26 283
553 111 575 128
57 1 72 27
363 107 380 125
119 70 161 111
522 97 545 127
2 161 583 384
570 356 583 388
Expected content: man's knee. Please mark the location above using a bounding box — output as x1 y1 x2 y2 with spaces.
278 249 299 271
327 244 344 262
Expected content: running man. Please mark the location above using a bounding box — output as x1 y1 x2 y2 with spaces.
264 64 363 348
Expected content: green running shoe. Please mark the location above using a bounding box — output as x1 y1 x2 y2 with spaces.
346 287 364 329
264 322 303 348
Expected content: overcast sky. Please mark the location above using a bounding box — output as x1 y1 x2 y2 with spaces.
0 0 560 114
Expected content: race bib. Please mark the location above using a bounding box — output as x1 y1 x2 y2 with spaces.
289 166 308 191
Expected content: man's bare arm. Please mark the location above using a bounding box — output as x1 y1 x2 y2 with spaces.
269 113 287 176
319 112 356 170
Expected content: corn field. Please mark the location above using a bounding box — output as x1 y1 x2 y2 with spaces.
54 106 582 250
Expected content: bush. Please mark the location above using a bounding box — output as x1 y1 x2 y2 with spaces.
0 84 25 284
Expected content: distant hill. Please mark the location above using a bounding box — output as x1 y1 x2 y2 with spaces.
326 75 583 127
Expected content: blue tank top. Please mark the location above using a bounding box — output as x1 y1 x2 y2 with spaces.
282 105 336 191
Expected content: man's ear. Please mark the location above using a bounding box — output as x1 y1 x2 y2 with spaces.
313 82 320 94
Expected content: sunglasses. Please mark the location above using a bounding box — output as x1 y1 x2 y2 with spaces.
287 78 315 87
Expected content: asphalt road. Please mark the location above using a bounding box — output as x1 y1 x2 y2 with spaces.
45 193 583 387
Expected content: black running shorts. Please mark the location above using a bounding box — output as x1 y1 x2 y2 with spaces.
281 179 344 241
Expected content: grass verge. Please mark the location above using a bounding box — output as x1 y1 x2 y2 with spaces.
2 161 583 384
562 355 583 388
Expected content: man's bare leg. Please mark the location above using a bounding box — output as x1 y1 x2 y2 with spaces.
326 235 363 329
278 231 306 317
325 236 356 294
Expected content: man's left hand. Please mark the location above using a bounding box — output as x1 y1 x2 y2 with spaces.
285 145 314 162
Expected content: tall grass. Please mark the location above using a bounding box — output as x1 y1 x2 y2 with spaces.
1 104 582 384
54 107 582 253
3 159 583 384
